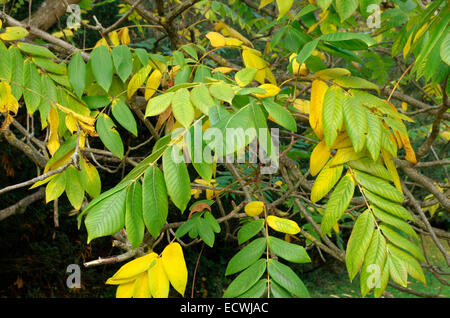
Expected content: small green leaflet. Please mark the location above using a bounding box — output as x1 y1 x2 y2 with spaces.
111 99 138 136
96 113 124 159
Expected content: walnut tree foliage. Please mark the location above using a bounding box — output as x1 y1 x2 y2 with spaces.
0 0 449 298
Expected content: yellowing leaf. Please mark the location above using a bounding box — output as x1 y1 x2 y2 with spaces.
276 0 294 20
329 147 364 167
309 79 328 140
315 68 351 81
145 69 162 100
108 31 121 47
128 64 152 99
260 0 274 8
381 149 402 193
65 114 78 134
254 84 281 98
47 107 60 156
106 253 158 284
148 257 170 298
266 215 300 235
310 139 330 176
161 243 188 296
245 201 265 217
331 133 353 149
0 27 29 41
206 32 226 47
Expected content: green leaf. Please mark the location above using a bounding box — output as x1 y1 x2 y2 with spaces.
268 236 311 263
112 45 133 82
65 165 85 210
270 280 292 298
209 82 235 104
364 190 413 221
372 206 419 242
90 45 113 92
198 217 215 247
145 92 174 117
17 42 57 59
142 165 168 238
316 0 332 11
336 0 359 22
204 212 220 233
343 95 367 153
187 123 213 182
225 237 266 276
238 219 265 245
321 174 355 235
23 59 41 114
296 38 319 65
345 210 375 282
379 224 425 262
348 158 391 181
125 182 145 249
0 43 11 82
365 110 382 161
235 68 257 87
9 47 24 100
85 187 127 243
387 253 408 287
33 57 66 75
262 98 297 132
334 76 379 93
355 170 404 203
360 230 387 297
440 32 450 66
82 95 111 110
111 99 138 136
68 52 86 98
388 243 426 284
320 32 376 50
223 259 266 298
171 88 194 128
190 84 215 115
162 145 191 212
322 85 345 148
96 113 124 159
267 259 310 298
238 279 267 298
249 102 276 163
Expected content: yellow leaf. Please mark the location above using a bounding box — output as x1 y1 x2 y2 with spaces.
65 114 77 134
276 0 294 20
259 0 274 8
54 103 96 127
215 22 252 47
118 27 130 45
145 69 162 100
47 107 60 156
127 64 152 99
310 139 330 176
333 223 339 234
329 147 364 167
309 79 328 140
315 68 351 81
225 37 243 47
116 280 135 298
403 31 414 59
331 133 353 149
245 201 265 217
253 84 281 98
401 102 408 112
311 162 343 203
148 257 170 298
399 133 417 164
52 29 74 39
108 31 121 47
161 243 188 296
293 99 310 114
212 67 235 74
307 10 329 34
132 271 151 298
206 32 226 47
289 53 309 76
0 27 29 41
106 253 158 284
381 149 402 193
266 215 300 235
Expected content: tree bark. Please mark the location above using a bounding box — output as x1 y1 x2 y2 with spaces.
24 0 81 32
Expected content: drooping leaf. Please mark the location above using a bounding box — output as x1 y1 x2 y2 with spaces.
111 99 138 136
125 182 145 249
96 113 124 159
225 237 266 276
90 45 113 92
161 242 188 296
68 52 86 98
